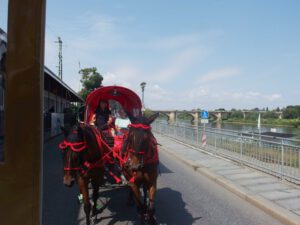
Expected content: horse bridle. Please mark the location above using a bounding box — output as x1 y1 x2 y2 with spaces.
127 123 151 171
59 140 87 171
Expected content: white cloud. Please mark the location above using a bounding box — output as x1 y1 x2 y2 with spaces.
247 91 260 97
153 47 206 82
264 93 282 101
102 72 133 88
198 67 240 83
44 11 284 111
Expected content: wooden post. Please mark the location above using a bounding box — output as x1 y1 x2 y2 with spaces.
0 0 46 225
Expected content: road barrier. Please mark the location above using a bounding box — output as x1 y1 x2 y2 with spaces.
153 121 300 184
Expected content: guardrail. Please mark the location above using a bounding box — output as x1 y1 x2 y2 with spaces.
153 121 300 184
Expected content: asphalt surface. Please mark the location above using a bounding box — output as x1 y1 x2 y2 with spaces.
42 135 283 225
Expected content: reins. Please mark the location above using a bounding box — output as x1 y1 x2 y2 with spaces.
128 123 151 130
58 123 158 183
59 140 87 152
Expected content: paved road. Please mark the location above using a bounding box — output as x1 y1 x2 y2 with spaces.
43 135 283 225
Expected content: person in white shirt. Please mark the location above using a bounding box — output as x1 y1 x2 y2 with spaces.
115 109 130 135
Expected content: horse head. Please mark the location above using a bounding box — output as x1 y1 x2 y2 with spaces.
126 113 159 171
81 125 103 161
60 125 85 187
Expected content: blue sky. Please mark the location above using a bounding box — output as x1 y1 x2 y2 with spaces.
1 0 300 110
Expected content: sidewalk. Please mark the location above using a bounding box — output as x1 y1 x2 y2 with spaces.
155 133 300 225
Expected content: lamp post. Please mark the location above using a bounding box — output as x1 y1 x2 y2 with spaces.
140 82 146 110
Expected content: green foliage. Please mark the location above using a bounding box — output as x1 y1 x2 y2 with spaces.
262 111 278 119
79 67 103 99
143 109 168 120
68 104 81 114
177 113 193 121
283 105 300 119
230 110 244 119
246 112 259 121
144 109 155 117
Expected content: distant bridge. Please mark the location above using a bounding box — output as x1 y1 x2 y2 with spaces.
152 110 283 124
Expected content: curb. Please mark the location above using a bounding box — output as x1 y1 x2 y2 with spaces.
159 145 300 225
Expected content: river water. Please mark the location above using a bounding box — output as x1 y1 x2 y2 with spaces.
159 119 300 139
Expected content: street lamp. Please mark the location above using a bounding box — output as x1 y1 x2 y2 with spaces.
140 82 146 110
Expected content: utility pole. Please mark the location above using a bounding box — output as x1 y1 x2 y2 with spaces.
55 36 63 79
140 82 146 109
78 61 81 92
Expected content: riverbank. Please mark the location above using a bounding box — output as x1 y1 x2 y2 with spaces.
224 118 300 128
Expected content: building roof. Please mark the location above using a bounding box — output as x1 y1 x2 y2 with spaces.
44 67 83 102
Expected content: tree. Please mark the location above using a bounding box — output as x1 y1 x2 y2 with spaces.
230 110 244 119
262 111 277 119
283 105 300 119
79 67 103 99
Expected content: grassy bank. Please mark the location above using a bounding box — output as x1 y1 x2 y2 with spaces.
224 118 300 128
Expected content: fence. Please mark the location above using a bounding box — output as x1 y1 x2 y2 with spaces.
153 121 300 184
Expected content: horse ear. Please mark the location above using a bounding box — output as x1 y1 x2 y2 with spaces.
126 111 138 124
146 112 159 125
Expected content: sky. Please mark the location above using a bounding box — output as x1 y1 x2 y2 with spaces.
1 0 300 110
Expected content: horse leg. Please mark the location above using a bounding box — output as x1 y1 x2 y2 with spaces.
142 184 148 206
148 181 158 225
91 176 100 217
78 177 91 225
130 184 146 224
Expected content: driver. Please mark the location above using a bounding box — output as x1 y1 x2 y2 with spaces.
95 100 111 131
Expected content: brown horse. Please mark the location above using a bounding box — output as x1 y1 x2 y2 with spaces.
122 113 160 225
60 125 106 225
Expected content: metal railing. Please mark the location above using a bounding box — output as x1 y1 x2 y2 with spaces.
153 121 300 184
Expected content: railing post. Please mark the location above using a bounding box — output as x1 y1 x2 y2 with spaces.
240 133 243 159
298 148 300 178
196 125 199 145
281 139 284 179
214 129 217 151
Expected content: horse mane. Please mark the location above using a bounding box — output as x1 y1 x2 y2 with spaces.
81 125 103 162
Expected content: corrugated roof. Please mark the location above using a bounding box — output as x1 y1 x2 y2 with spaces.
44 67 83 102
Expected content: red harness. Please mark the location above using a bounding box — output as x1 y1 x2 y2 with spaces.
59 141 87 152
128 124 151 130
58 124 158 183
59 140 85 172
123 124 159 183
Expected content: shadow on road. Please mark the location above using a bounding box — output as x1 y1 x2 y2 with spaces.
42 137 201 225
95 186 138 225
159 162 174 174
156 187 202 225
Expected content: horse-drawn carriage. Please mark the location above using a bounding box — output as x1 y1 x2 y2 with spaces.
59 85 159 225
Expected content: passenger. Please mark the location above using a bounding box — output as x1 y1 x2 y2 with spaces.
95 100 111 131
107 115 116 137
115 109 131 135
89 113 96 126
